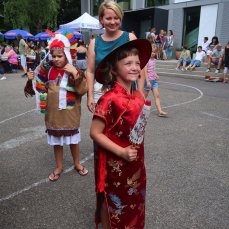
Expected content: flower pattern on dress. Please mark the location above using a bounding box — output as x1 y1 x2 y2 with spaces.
108 194 127 223
115 130 123 137
126 169 141 195
113 182 121 187
119 117 124 125
108 159 123 176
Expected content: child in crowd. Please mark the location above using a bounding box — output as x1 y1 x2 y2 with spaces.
24 34 88 181
222 41 229 83
185 46 205 71
90 39 152 229
175 45 191 71
144 46 168 117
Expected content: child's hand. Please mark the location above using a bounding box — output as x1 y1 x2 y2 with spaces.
156 74 159 80
27 68 34 80
64 63 79 79
121 145 138 162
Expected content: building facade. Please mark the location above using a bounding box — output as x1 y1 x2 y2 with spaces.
81 0 229 49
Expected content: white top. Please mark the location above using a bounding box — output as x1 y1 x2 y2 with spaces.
195 51 205 61
202 41 210 52
94 82 103 103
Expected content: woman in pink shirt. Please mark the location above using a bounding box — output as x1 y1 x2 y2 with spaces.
5 46 18 65
2 46 18 74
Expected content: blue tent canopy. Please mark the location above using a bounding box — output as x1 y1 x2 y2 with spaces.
4 29 34 39
34 31 51 41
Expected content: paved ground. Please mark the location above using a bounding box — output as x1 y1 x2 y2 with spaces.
0 71 228 229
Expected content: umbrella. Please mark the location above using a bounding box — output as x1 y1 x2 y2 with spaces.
34 31 51 41
55 28 82 39
4 29 34 39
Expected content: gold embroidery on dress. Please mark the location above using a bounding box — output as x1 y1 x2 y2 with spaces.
113 182 121 187
108 159 123 176
119 117 124 125
115 131 123 137
107 100 112 114
126 169 141 195
130 204 136 209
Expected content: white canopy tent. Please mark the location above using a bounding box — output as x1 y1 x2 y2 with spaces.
59 12 104 44
60 12 103 33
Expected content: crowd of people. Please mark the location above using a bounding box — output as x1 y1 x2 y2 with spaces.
0 36 48 80
174 35 229 83
146 27 174 60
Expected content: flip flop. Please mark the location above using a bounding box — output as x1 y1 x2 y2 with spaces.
158 112 168 117
75 166 88 176
49 171 61 182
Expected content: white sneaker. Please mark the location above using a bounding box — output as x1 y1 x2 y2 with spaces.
206 69 210 72
215 69 219 74
185 66 189 71
175 67 180 71
0 76 6 80
181 67 185 71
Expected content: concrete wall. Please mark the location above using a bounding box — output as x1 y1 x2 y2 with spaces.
217 1 229 46
168 8 184 48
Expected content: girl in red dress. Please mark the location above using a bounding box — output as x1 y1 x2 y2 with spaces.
90 39 152 229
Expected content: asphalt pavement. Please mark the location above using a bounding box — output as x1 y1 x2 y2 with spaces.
0 71 228 229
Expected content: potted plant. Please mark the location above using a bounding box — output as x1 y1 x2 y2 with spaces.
175 47 183 60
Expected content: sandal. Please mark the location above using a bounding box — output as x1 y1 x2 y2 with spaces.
75 166 88 176
49 171 62 182
158 112 168 117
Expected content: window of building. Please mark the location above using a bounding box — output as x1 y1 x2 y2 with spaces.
145 0 169 7
117 0 131 11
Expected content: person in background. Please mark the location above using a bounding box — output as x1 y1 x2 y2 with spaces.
206 36 219 58
175 45 191 71
202 37 210 53
155 29 164 59
86 1 138 113
75 40 87 71
201 37 210 62
162 30 168 60
144 46 167 117
166 30 174 59
185 46 205 71
222 41 229 83
17 34 28 77
146 27 156 44
206 43 224 73
0 44 6 80
0 44 6 54
1 45 18 74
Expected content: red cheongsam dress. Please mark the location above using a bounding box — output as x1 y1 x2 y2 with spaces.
93 81 146 229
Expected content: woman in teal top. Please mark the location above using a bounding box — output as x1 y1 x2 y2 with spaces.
86 1 137 113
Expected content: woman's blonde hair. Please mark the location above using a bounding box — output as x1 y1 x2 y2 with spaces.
98 1 123 23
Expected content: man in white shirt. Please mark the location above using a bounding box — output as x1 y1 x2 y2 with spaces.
185 46 205 71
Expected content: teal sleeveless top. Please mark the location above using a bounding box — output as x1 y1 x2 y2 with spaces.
94 31 130 68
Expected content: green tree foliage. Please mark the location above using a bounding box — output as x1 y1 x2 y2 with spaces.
3 0 60 33
57 0 81 26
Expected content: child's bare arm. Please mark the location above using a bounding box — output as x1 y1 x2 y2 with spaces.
27 68 35 80
90 118 138 162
